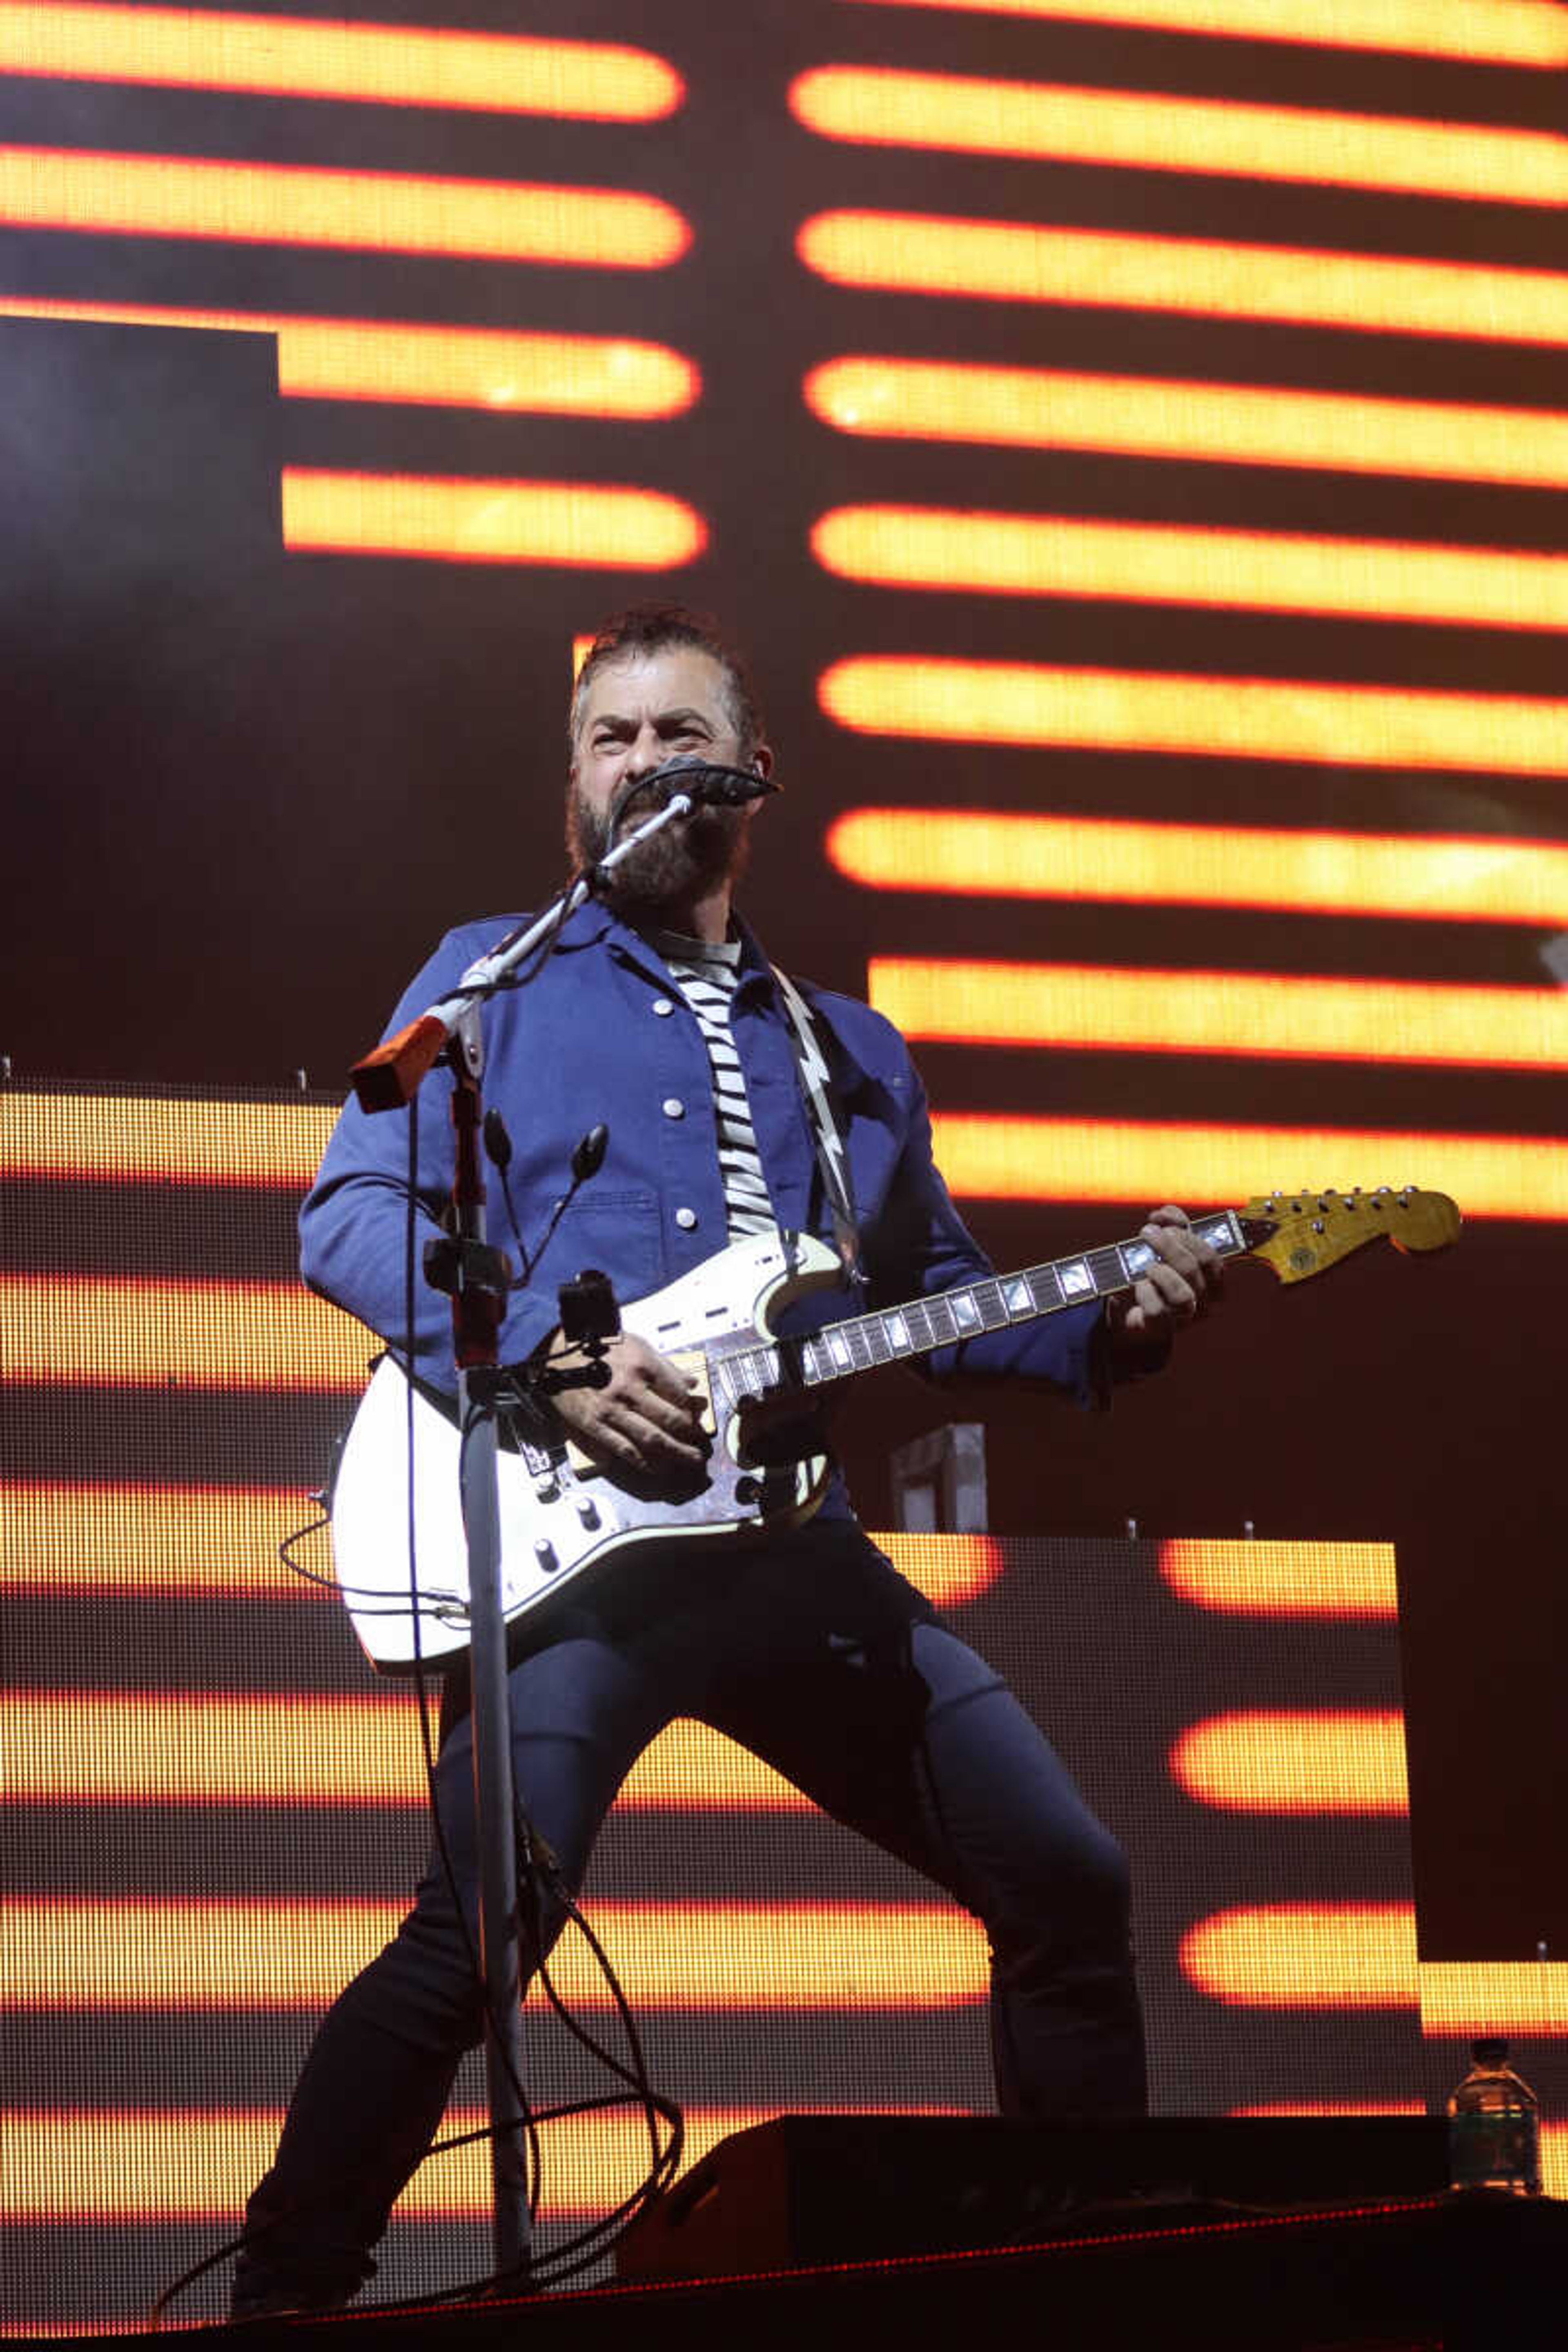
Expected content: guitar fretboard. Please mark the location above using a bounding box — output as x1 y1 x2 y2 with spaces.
711 1210 1251 1410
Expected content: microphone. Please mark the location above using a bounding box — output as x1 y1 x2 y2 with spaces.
488 1120 610 1283
635 756 780 810
682 760 778 806
571 1123 608 1182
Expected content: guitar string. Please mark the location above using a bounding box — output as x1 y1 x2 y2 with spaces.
704 1214 1258 1412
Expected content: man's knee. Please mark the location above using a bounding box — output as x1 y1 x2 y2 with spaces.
991 1821 1134 1975
341 1917 486 2056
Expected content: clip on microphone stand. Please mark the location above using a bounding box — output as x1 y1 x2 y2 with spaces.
345 793 699 2287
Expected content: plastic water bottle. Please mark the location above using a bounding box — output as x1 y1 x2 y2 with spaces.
1447 2038 1541 2196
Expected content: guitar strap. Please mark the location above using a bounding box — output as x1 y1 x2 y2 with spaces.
771 963 867 1292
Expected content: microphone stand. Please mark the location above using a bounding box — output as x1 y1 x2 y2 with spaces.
345 793 698 2287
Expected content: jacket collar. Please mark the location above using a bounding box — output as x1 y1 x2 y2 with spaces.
552 895 775 994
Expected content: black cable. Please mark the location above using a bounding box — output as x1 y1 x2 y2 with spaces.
376 922 675 2279
400 1093 542 2215
524 1832 677 2169
278 1505 466 1615
158 1098 550 2330
381 1058 679 2296
527 1847 674 2183
158 907 692 2324
353 1741 687 2307
144 2092 683 2329
493 1153 532 1283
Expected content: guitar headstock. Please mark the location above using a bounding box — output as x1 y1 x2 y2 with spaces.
1241 1186 1461 1285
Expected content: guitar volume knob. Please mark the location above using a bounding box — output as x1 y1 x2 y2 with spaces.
575 1497 600 1529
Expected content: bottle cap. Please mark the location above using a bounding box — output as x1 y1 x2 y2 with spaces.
1472 2036 1508 2065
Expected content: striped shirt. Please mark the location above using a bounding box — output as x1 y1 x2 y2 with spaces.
653 931 776 1239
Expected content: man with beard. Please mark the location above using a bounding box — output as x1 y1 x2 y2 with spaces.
232 606 1218 2315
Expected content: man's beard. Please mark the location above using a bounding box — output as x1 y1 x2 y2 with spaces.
566 779 749 918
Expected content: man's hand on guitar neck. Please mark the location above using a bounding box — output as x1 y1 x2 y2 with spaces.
544 1330 710 1477
1102 1204 1223 1356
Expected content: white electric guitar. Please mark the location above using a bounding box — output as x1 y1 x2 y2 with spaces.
328 1186 1459 1671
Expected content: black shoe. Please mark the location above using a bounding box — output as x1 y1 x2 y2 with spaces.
230 2278 358 2322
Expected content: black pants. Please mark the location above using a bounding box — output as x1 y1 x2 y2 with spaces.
235 1520 1145 2305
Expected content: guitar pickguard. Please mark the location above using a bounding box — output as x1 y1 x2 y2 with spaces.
327 1189 1457 1670
330 1228 845 1670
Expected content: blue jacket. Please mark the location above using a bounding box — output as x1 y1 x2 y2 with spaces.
299 902 1110 1412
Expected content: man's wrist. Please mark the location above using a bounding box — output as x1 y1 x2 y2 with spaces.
1099 1296 1172 1379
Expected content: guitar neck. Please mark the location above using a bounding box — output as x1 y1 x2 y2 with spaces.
714 1209 1263 1406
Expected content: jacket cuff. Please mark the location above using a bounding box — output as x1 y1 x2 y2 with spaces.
1089 1307 1173 1407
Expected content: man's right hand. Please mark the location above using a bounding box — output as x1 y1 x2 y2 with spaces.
545 1330 710 1476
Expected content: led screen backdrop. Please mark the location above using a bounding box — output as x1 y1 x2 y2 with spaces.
2 0 1566 1851
2 1 1567 2319
5 1083 1450 2332
2 0 1565 1135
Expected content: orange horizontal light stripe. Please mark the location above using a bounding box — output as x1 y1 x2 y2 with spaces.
820 657 1568 777
5 1693 421 1809
813 507 1568 633
1159 1539 1398 1618
789 67 1568 208
0 1479 999 1608
804 359 1568 492
827 809 1568 929
871 1529 1004 1603
9 1899 987 2011
3 1695 814 1811
797 214 1568 349
0 1090 332 1185
0 146 688 266
0 296 699 415
869 957 1568 1073
1237 2100 1425 2114
0 1275 368 1390
3 2105 961 2225
927 1112 1568 1223
282 468 705 567
842 0 1568 71
1182 1903 1418 2007
0 5 682 118
1170 1710 1409 1813
1418 1960 1568 2037
0 1481 327 1595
